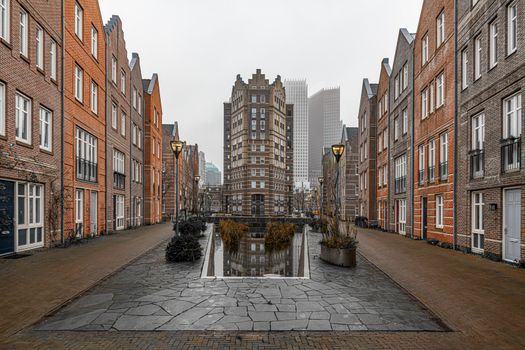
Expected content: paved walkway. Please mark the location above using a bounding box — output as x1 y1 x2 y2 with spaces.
31 229 442 332
0 223 173 337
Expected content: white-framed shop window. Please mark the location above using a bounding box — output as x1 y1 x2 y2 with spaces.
398 199 406 234
16 183 44 251
471 192 484 253
115 195 124 230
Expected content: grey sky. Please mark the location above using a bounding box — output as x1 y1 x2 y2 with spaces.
100 0 423 172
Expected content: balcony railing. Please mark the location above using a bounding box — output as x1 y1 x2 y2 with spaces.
470 149 484 179
113 172 125 190
76 158 97 182
428 165 435 183
394 176 406 194
418 169 424 185
501 138 521 172
439 161 448 181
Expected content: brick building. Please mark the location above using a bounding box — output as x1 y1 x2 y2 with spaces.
0 0 62 254
161 123 179 221
181 143 199 216
456 0 524 263
376 59 391 230
321 147 336 217
129 53 144 227
223 102 232 212
63 0 107 238
339 127 359 222
104 15 130 232
390 29 415 236
143 74 162 225
413 0 455 242
357 79 378 223
223 69 294 217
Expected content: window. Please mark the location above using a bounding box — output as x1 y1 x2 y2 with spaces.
74 2 83 39
153 108 157 126
402 63 408 91
132 124 137 145
437 11 445 47
436 195 444 228
378 167 383 187
50 40 57 80
39 107 52 151
398 199 406 234
260 108 265 119
91 26 98 58
507 2 517 54
75 189 83 225
394 155 407 194
17 183 44 250
383 131 388 150
91 81 98 114
422 34 429 64
429 81 435 113
440 133 448 180
261 95 266 103
111 56 117 83
115 195 124 230
16 93 31 144
0 0 9 42
138 95 142 115
421 88 428 119
462 48 468 89
429 140 436 182
0 82 4 136
489 21 498 68
472 114 485 150
251 95 256 103
76 128 97 182
157 141 160 158
251 107 256 119
152 137 155 155
36 27 44 69
19 9 28 56
133 87 137 110
251 181 256 189
113 149 125 189
474 36 481 80
111 103 117 129
137 129 142 149
251 119 256 131
120 70 126 94
503 93 522 139
120 112 126 136
394 117 400 141
402 108 408 134
436 73 444 107
75 65 83 102
471 192 484 252
394 75 400 99
419 145 425 184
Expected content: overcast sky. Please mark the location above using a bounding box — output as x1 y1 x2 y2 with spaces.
100 0 423 172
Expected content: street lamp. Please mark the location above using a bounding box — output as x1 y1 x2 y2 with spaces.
194 175 200 215
170 139 184 235
318 177 324 218
331 144 345 219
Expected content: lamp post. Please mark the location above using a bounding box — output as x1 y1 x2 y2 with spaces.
194 175 200 216
170 139 184 235
331 144 345 220
318 177 324 218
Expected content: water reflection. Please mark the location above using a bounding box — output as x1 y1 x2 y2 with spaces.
208 232 306 278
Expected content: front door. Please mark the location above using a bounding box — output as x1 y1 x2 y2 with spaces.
90 191 97 236
422 197 428 240
0 181 15 255
504 189 521 263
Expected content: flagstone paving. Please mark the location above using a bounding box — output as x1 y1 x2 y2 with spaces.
33 228 445 332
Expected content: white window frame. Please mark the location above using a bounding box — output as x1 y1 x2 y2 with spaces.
0 0 10 42
436 73 445 107
133 87 137 110
503 93 522 139
398 199 406 234
0 82 5 136
471 192 484 253
422 34 429 64
403 63 409 91
50 40 57 80
19 9 28 56
120 111 126 137
402 108 408 134
16 93 31 144
91 26 98 59
474 36 481 80
74 65 83 102
39 107 52 151
113 149 125 174
111 56 117 83
507 1 517 55
421 88 428 119
489 21 498 68
419 145 425 173
429 140 436 181
471 113 485 150
16 183 44 251
120 69 126 94
111 103 117 129
462 48 468 90
394 117 400 141
115 195 124 230
436 194 444 228
74 2 83 40
437 10 445 47
440 133 448 163
90 81 98 114
36 26 44 69
75 189 83 224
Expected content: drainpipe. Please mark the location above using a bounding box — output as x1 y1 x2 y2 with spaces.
410 41 415 240
105 31 109 235
453 0 459 250
60 0 65 245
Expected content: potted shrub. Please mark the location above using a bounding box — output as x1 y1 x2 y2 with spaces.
319 217 358 267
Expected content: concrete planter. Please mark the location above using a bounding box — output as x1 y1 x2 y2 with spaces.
320 244 356 267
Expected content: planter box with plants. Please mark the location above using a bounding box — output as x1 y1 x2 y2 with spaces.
319 217 358 268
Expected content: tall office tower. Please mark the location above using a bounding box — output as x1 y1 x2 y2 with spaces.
205 162 222 186
308 87 342 186
284 80 309 189
199 151 206 186
223 69 294 217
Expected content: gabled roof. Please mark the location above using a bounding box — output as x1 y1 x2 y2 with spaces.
363 79 378 98
130 52 140 70
382 58 392 76
400 28 415 45
142 74 158 95
104 15 121 34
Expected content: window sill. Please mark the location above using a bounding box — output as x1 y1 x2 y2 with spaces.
0 37 12 49
37 66 45 76
39 147 53 156
16 140 33 149
20 54 30 64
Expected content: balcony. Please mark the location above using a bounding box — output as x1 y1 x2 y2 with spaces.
418 169 424 185
470 149 484 179
76 158 97 182
427 166 435 183
501 138 521 173
394 176 406 194
439 161 448 181
113 172 126 190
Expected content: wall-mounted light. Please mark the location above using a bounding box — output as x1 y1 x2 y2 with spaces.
489 203 497 211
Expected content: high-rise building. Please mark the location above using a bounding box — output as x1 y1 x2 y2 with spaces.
308 87 342 186
205 162 222 186
284 80 309 188
198 151 206 187
223 69 294 217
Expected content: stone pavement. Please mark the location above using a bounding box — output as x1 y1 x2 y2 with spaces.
31 228 443 332
0 222 173 337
